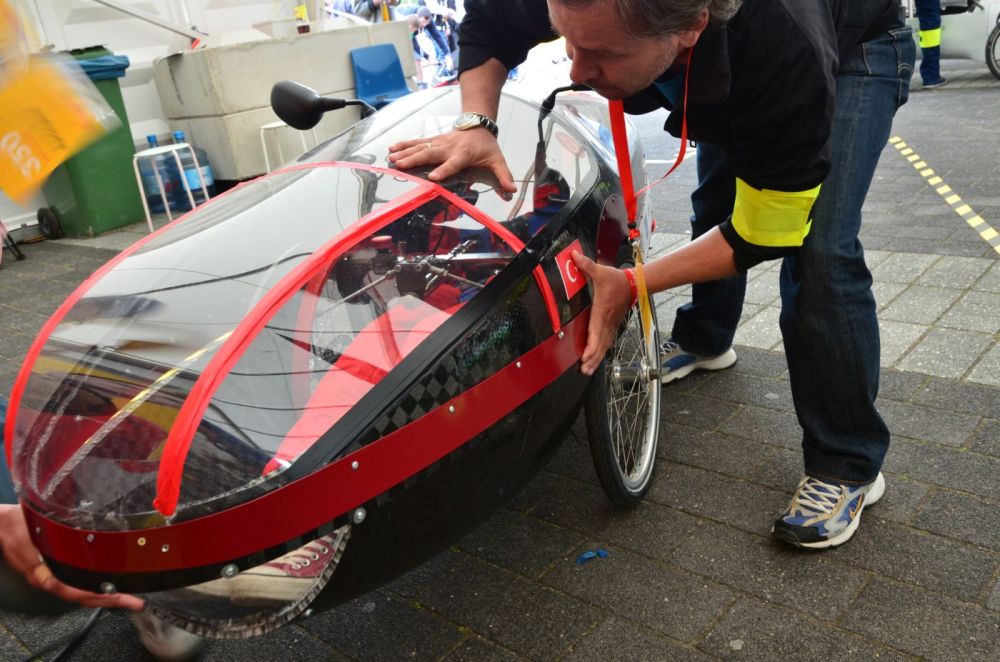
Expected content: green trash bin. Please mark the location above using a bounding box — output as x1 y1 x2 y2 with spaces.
41 46 144 237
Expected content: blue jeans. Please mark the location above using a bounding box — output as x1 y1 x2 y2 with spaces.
672 25 915 484
0 395 14 504
914 0 943 83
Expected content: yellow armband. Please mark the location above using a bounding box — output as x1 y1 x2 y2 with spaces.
731 178 820 248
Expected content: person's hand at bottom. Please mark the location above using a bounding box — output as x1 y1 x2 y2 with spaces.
0 504 144 611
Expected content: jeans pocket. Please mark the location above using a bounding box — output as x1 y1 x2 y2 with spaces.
888 27 916 108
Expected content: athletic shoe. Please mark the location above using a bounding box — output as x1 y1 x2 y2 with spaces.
922 77 947 89
771 472 885 549
131 610 204 661
659 339 737 384
190 530 348 604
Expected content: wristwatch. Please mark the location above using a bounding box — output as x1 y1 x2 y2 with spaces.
453 112 499 139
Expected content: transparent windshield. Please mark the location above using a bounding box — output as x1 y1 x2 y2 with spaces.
11 178 518 529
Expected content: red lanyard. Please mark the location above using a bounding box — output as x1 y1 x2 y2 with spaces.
608 47 693 236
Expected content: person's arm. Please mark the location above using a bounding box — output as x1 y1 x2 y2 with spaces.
352 0 375 21
0 504 144 610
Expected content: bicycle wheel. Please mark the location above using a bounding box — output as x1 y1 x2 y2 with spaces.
987 19 1000 80
584 261 661 508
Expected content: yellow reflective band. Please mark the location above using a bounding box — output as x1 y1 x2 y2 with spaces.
920 28 942 48
731 178 820 247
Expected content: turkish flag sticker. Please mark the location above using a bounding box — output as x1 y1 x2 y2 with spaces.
556 239 587 300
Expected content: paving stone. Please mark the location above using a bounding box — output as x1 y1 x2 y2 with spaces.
0 607 89 654
877 399 981 447
511 472 700 559
667 522 869 621
877 318 926 367
886 437 1000 500
912 378 1000 418
457 509 583 579
973 260 1000 293
828 517 996 602
879 285 962 325
698 597 910 661
898 327 994 379
877 369 928 402
543 543 734 643
647 463 791 536
659 423 774 480
442 636 522 661
737 301 764 325
967 343 1000 388
734 306 783 350
301 589 460 662
915 255 994 291
938 290 1000 334
544 433 600 484
743 269 780 306
717 404 801 450
912 490 1000 552
661 393 742 431
968 419 1000 458
200 622 344 662
729 346 788 379
0 627 27 662
692 371 794 412
564 617 712 662
0 333 34 361
390 551 600 660
746 446 804 493
990 578 1000 612
869 252 939 284
840 578 1000 661
872 280 907 311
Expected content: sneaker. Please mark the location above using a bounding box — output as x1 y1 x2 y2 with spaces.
922 77 947 89
660 339 737 384
131 610 204 661
771 472 885 549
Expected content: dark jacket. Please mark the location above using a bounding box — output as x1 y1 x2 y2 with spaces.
458 0 899 267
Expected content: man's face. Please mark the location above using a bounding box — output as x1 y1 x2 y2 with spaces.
548 0 706 99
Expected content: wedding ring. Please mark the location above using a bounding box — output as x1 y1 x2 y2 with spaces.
424 142 434 150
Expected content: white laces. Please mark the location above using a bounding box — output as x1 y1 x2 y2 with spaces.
660 339 680 353
790 477 842 516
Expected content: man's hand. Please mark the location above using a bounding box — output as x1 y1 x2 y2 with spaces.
388 129 517 193
0 504 144 611
571 250 633 376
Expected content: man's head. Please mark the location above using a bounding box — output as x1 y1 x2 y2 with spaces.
407 14 420 33
548 0 741 99
417 7 432 26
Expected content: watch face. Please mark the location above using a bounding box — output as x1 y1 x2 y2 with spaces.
454 112 480 130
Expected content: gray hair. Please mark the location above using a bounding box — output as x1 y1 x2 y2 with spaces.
556 0 742 37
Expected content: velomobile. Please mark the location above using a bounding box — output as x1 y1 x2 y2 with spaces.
4 82 662 637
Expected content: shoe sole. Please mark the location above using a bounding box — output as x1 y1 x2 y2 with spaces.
661 348 737 384
775 473 886 550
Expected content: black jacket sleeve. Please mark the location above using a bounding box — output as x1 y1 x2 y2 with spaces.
458 0 557 73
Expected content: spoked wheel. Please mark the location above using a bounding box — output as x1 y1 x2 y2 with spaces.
987 19 1000 80
584 263 661 508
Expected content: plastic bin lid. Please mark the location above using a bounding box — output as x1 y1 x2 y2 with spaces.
76 53 130 80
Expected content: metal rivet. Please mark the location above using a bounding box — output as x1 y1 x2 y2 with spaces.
161 544 170 553
558 331 565 340
137 537 146 547
34 527 41 535
302 608 314 618
221 564 239 579
448 405 455 413
352 508 366 524
86 534 95 543
351 460 359 470
516 361 522 368
99 582 116 594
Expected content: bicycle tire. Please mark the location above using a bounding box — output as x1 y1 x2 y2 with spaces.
584 261 661 508
986 19 1000 80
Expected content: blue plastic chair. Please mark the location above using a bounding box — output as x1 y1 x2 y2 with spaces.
350 44 412 111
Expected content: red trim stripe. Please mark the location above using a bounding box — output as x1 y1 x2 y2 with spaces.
152 184 437 516
21 311 589 573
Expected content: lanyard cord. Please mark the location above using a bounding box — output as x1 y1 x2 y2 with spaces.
608 46 693 236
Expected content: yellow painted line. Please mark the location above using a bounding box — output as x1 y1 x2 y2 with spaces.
889 135 1000 255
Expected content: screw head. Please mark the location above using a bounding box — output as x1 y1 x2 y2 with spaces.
303 608 314 618
221 564 239 579
137 537 146 547
352 508 367 524
351 460 359 470
86 533 95 543
558 331 565 339
161 544 170 553
448 405 455 413
99 582 116 594
516 361 522 368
